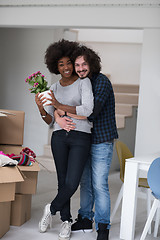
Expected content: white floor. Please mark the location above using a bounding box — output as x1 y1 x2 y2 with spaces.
2 170 158 240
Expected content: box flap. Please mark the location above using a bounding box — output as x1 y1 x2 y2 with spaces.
17 162 40 172
0 166 24 183
0 145 23 155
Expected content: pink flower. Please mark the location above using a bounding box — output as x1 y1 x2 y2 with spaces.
33 83 38 87
25 71 49 94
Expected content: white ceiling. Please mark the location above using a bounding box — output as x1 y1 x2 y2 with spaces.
0 0 160 7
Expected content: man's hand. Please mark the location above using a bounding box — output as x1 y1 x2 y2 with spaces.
54 110 76 132
57 117 76 132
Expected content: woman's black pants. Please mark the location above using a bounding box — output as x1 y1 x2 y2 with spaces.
50 130 91 222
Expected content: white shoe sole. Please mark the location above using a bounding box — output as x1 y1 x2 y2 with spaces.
59 235 70 240
71 229 93 233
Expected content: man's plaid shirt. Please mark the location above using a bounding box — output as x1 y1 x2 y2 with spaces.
88 73 118 144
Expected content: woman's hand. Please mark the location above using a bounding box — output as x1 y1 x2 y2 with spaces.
35 93 46 111
46 90 60 109
35 93 52 124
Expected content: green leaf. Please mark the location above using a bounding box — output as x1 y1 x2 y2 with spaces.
29 81 34 86
37 87 41 92
30 89 36 93
36 75 43 84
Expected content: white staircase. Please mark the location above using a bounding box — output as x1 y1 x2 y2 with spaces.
37 84 139 172
114 84 139 128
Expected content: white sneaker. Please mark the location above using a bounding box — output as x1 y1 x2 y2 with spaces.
59 221 71 240
39 204 52 233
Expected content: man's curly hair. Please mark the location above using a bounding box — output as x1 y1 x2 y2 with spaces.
45 39 80 74
71 45 101 76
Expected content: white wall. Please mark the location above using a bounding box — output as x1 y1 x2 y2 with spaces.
82 41 142 85
0 28 63 156
74 29 143 44
74 29 143 85
135 29 160 156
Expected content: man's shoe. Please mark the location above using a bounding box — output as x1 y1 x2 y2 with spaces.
39 204 52 233
97 223 109 240
71 214 93 232
59 221 71 240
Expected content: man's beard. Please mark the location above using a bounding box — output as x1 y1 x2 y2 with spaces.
77 70 88 79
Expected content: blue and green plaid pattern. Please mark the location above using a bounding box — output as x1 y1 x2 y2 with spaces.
88 73 118 144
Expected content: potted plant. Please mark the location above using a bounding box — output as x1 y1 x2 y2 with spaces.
25 71 51 106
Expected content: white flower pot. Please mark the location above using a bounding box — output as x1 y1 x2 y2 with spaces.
39 90 52 106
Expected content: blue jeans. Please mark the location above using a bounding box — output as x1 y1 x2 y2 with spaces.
78 142 113 230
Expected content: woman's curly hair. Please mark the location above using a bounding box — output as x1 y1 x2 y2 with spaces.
72 45 101 76
45 39 80 74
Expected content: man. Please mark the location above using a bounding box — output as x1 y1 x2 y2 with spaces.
56 45 118 240
71 45 118 240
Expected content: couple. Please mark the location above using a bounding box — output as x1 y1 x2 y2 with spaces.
35 39 118 240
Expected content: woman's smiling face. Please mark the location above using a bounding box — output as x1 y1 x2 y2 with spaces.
58 57 73 78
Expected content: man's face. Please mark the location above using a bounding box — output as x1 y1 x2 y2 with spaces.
75 56 90 79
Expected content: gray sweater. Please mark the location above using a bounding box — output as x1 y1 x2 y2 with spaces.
46 77 94 133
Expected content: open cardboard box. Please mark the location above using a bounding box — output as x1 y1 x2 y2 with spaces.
0 165 24 238
16 162 40 194
0 109 40 234
0 145 40 195
0 165 24 202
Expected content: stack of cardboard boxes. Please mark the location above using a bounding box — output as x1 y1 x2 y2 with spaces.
0 109 40 238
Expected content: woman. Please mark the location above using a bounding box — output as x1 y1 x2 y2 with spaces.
35 39 93 240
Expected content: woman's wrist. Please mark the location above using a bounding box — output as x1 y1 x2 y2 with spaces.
40 109 47 118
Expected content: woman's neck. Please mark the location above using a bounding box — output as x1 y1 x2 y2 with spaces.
60 74 78 87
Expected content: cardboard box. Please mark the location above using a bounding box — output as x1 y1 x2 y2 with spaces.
0 145 40 195
16 162 40 194
10 194 32 226
0 146 24 237
0 145 23 155
0 202 11 238
0 166 24 202
0 109 25 145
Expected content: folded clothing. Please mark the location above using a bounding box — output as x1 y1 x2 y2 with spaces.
6 147 36 166
10 153 33 166
0 154 18 167
1 147 36 166
0 151 7 156
20 147 36 160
